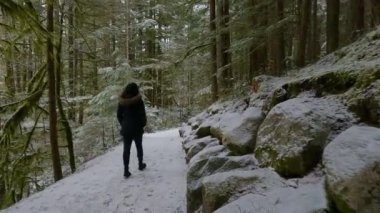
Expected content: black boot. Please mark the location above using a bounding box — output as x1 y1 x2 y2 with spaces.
138 163 146 171
124 167 131 178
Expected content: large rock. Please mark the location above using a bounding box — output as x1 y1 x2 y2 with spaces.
186 145 234 212
346 78 380 125
214 180 328 213
201 168 287 213
255 97 355 177
323 126 380 213
179 123 192 138
182 135 197 153
189 145 229 166
223 107 264 154
210 107 264 155
186 155 257 213
182 136 217 154
186 137 219 163
187 111 208 127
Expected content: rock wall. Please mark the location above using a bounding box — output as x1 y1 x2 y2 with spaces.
180 27 380 212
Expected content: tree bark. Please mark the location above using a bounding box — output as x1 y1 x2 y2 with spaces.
308 0 320 61
275 0 285 75
326 0 339 53
27 37 34 81
295 0 312 67
370 0 380 26
125 0 130 60
92 19 99 93
68 0 75 120
217 0 233 93
47 0 63 182
22 40 28 90
5 59 15 96
111 0 117 68
56 7 76 173
78 44 84 125
249 0 267 80
5 28 16 96
210 0 218 102
350 0 365 40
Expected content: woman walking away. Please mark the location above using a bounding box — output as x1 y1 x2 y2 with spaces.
117 83 147 178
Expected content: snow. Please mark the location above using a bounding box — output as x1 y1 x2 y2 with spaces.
202 169 287 194
257 96 356 163
2 129 187 213
189 145 228 165
214 179 327 213
65 96 94 103
323 125 380 184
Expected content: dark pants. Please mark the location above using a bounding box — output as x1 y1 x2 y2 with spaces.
123 133 143 171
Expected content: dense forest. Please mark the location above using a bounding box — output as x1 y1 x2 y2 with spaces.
0 0 379 209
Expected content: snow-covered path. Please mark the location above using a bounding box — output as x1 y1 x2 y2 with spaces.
2 129 187 213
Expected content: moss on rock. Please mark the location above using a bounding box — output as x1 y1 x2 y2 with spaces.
346 79 380 125
195 126 211 138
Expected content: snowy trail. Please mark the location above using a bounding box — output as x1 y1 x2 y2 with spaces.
2 129 187 213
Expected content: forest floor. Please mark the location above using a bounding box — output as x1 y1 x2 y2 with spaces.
2 129 187 213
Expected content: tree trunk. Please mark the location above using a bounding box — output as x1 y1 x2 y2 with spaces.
326 0 340 53
5 30 16 96
275 0 285 75
73 20 79 122
350 0 365 40
92 19 99 93
0 181 5 206
146 0 157 106
249 0 266 80
308 0 320 61
370 0 380 26
68 0 75 120
210 0 218 102
27 37 34 81
22 40 28 91
125 0 130 60
111 0 117 68
78 44 84 125
56 4 76 173
217 0 233 94
47 0 63 182
5 60 15 96
295 0 312 67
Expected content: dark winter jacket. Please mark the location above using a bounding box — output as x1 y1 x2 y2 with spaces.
117 94 147 136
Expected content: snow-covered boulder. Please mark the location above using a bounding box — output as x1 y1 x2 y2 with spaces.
214 180 328 213
186 155 257 212
255 97 355 177
346 77 380 125
189 145 229 166
186 138 219 163
179 123 192 138
182 135 197 152
201 168 287 213
323 126 380 213
182 136 217 154
210 107 264 155
187 110 211 131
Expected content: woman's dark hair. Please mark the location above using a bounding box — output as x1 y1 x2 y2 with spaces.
122 82 139 98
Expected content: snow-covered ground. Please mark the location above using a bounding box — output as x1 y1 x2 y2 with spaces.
2 129 187 213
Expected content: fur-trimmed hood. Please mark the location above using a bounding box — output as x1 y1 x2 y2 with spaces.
119 93 142 106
